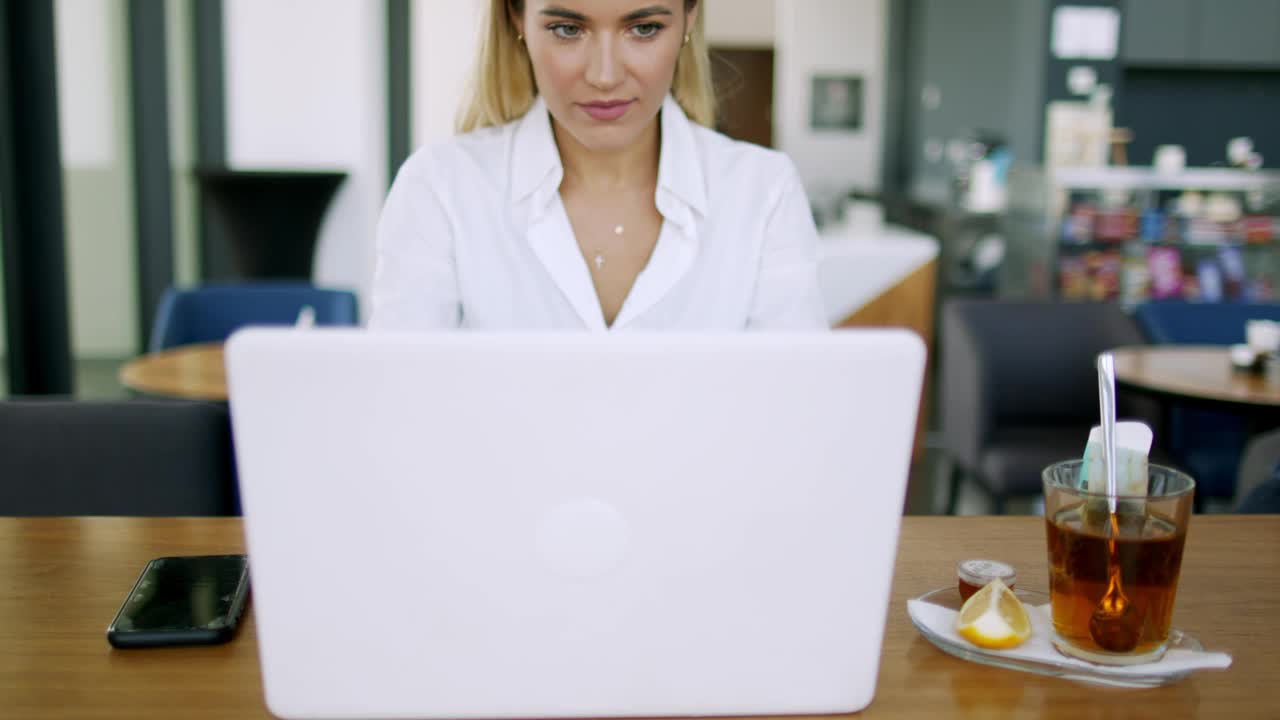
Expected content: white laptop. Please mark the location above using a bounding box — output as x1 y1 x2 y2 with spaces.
226 329 925 720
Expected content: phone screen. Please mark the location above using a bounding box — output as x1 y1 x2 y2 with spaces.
111 555 249 635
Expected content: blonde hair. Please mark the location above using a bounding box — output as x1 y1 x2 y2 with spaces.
457 0 716 133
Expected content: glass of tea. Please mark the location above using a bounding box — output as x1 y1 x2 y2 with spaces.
1042 460 1195 665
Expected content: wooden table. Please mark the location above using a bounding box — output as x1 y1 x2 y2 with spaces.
118 342 227 401
2 515 1276 719
1112 345 1280 411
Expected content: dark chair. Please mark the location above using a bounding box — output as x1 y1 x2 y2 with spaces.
1132 301 1280 501
1235 429 1280 513
940 300 1160 514
0 400 237 516
149 282 359 352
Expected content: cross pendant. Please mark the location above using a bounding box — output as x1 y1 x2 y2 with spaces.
594 254 605 270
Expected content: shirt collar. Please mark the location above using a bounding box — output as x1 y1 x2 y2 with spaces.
511 96 562 211
655 94 707 218
510 95 707 220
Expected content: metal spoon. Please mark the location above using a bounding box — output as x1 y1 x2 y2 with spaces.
1089 353 1142 652
1097 353 1120 519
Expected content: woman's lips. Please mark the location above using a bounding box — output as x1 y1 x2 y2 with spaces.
579 100 634 121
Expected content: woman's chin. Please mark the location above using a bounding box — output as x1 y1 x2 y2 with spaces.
563 121 652 154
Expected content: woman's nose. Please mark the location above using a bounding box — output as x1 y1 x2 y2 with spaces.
585 36 624 90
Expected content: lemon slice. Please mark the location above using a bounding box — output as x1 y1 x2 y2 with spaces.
955 577 1031 650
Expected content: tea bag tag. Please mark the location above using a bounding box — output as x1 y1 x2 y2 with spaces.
1081 421 1153 497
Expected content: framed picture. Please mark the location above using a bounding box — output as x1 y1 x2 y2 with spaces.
810 75 863 131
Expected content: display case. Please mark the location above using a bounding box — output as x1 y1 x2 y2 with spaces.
1001 167 1280 306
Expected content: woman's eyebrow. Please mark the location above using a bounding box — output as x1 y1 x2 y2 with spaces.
621 6 674 22
538 5 674 23
539 6 588 21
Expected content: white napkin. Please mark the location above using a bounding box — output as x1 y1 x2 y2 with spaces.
907 599 1232 678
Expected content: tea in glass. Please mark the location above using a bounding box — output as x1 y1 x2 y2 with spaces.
1042 460 1194 665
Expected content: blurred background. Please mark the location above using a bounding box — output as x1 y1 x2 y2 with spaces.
3 0 1278 515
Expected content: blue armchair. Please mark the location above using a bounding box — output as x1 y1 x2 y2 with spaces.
149 282 359 352
1133 301 1280 502
1134 301 1280 346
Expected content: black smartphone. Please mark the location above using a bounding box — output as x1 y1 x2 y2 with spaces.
107 554 250 648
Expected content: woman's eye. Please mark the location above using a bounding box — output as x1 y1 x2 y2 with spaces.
550 24 582 39
631 23 662 39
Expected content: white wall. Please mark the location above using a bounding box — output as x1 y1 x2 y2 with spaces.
55 0 139 357
411 0 484 150
775 0 886 198
705 0 775 47
224 0 387 315
56 0 116 167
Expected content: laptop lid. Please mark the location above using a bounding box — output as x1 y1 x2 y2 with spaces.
226 329 925 719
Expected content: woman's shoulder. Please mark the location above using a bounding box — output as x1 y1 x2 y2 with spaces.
395 122 516 190
688 124 801 188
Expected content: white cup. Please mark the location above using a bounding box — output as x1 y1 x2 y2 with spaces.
1154 145 1186 175
1246 319 1280 354
842 199 883 234
1228 137 1254 166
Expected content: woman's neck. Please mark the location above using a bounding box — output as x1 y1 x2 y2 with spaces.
554 117 661 194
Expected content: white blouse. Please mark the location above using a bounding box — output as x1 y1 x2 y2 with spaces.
369 95 826 332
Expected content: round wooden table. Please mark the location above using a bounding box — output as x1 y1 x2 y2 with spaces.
1111 345 1280 411
118 342 227 401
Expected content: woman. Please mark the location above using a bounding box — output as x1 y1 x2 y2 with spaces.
370 0 825 331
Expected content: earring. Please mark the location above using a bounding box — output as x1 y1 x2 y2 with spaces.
517 33 525 43
684 33 690 45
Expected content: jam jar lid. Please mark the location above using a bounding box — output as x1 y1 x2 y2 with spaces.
956 559 1017 588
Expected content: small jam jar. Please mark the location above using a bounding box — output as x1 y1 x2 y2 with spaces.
956 559 1017 600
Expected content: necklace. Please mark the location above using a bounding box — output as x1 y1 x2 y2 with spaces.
592 224 625 272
